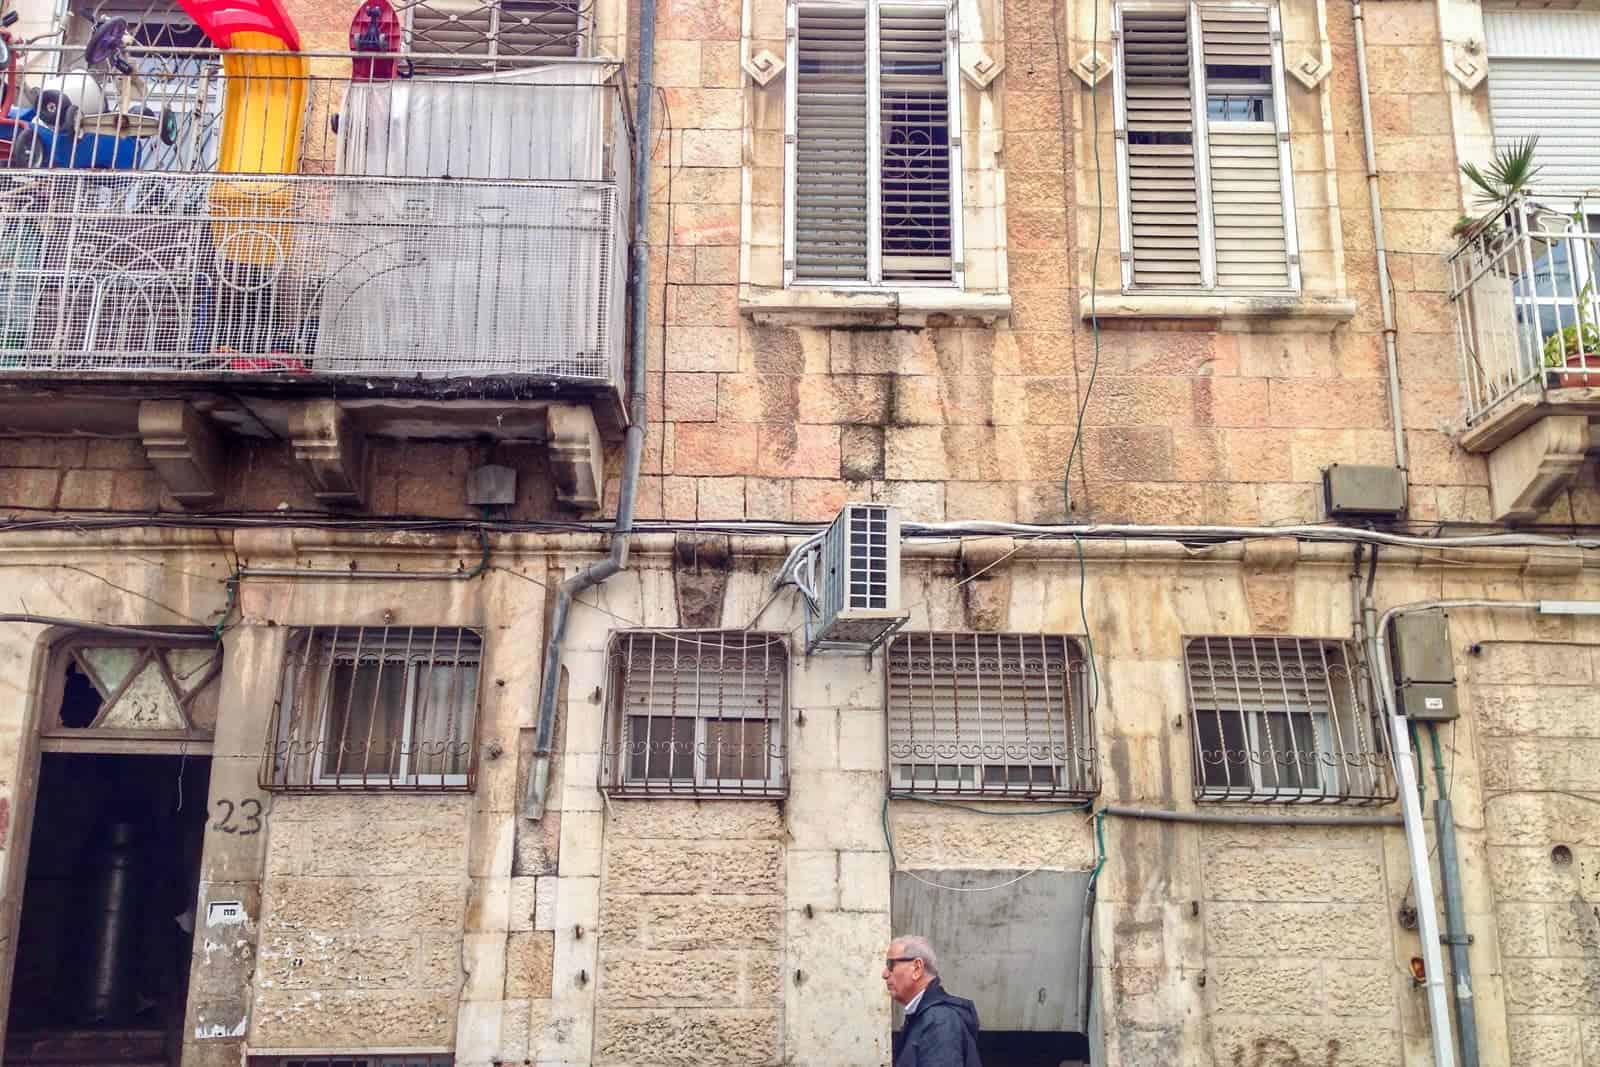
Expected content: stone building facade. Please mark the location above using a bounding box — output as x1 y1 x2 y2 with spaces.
0 0 1596 1065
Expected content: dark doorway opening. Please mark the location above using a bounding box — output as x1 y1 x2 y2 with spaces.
976 1030 1091 1067
6 753 211 1067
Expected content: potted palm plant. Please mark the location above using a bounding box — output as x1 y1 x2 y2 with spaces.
1452 136 1547 251
1544 280 1600 388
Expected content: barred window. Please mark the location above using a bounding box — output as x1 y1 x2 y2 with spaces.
602 631 788 798
263 626 481 792
886 633 1098 799
395 0 589 69
1185 636 1393 804
254 1057 453 1067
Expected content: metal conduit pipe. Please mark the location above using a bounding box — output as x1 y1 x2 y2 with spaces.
1098 805 1402 828
523 4 657 820
1352 0 1408 472
1429 726 1480 1067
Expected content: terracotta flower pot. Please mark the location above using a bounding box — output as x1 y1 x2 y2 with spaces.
1554 351 1600 388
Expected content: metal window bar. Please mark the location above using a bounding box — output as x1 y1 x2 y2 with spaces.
885 632 1097 800
603 631 789 798
395 0 592 70
262 625 482 792
1184 635 1393 804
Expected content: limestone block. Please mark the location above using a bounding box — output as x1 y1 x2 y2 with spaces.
254 932 419 989
887 806 1093 870
500 997 532 1061
262 876 467 931
837 850 891 913
560 810 605 878
595 1007 782 1066
837 709 886 773
1473 685 1600 743
1461 643 1595 686
605 840 782 894
511 876 538 932
535 875 559 931
604 798 784 840
786 849 840 912
417 934 461 989
599 894 782 951
461 930 507 1001
1547 900 1600 956
507 931 557 999
1495 903 1550 957
788 707 840 770
1504 959 1600 1014
1209 1021 1400 1067
785 771 888 852
1489 847 1583 903
1485 415 1590 524
1508 1018 1582 1067
1208 959 1321 1016
264 818 468 878
454 998 503 1065
1201 846 1385 903
1204 902 1390 959
251 989 456 1048
596 949 767 1006
137 399 225 507
1323 959 1395 1017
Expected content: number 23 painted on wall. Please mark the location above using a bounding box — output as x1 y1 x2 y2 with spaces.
210 798 263 835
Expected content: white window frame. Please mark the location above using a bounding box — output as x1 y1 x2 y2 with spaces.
783 0 966 290
606 630 789 798
268 626 481 792
1111 0 1300 294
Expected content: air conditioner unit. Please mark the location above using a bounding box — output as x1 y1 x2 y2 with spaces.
806 503 908 654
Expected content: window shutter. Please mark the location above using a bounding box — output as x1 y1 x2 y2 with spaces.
1198 6 1290 289
878 3 953 282
795 4 872 280
400 0 585 65
1185 636 1338 715
1120 8 1204 288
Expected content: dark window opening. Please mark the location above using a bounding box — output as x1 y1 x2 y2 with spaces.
58 661 103 728
6 753 211 1067
976 1031 1090 1067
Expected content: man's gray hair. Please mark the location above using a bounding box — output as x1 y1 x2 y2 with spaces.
894 935 939 977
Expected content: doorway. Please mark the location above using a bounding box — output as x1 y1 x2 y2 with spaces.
6 752 211 1067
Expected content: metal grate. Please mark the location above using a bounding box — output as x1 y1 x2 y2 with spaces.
878 3 952 281
886 633 1098 799
602 631 788 798
397 0 591 69
263 626 482 792
266 1058 453 1067
1185 636 1393 804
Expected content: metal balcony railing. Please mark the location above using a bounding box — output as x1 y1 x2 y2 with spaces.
1448 196 1600 426
0 49 631 384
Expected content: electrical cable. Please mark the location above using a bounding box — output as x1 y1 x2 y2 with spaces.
1059 0 1104 514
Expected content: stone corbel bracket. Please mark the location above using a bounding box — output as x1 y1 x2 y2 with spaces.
290 399 369 509
1445 38 1487 91
1289 50 1330 90
1487 415 1590 523
744 48 785 87
1073 50 1111 88
961 49 1003 91
138 399 225 509
547 403 605 512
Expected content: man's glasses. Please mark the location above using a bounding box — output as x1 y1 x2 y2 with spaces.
885 957 918 968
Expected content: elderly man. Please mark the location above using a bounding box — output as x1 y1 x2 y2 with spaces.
883 935 981 1067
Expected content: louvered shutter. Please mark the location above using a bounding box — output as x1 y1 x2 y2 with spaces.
400 0 585 67
794 4 872 280
1185 637 1339 715
1119 8 1204 288
879 3 954 281
1198 6 1291 289
1483 12 1600 199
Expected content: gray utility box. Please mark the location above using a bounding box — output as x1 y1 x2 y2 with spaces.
1324 464 1408 521
1391 610 1460 721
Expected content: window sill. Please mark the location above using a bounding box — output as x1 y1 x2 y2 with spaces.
740 285 1011 327
1082 291 1358 330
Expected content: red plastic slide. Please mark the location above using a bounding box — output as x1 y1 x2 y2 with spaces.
174 0 302 51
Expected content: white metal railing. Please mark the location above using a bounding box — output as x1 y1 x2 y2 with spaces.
0 49 631 384
1448 195 1600 425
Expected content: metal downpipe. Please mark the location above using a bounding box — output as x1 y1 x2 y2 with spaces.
1430 730 1481 1067
523 3 657 819
1351 0 1408 473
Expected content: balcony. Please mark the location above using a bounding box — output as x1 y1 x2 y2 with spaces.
1447 197 1600 521
0 46 631 508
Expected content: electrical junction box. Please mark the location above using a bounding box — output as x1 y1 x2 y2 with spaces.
1324 464 1408 521
1391 610 1459 722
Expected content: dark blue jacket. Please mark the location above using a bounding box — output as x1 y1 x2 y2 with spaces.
892 978 982 1067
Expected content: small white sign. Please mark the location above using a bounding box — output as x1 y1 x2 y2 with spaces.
1424 697 1445 710
206 900 245 927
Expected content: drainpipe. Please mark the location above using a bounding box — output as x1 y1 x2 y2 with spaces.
1428 725 1481 1067
523 3 656 819
1364 594 1455 1067
1351 0 1408 473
